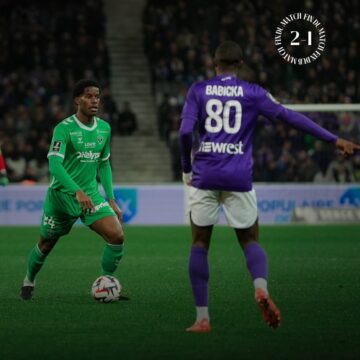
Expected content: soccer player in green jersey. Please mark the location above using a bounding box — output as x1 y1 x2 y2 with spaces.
20 79 128 300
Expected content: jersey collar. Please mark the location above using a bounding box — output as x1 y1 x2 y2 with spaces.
73 115 97 131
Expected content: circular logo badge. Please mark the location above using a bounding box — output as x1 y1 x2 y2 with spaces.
274 13 326 65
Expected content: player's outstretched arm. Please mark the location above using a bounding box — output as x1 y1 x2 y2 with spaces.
277 108 360 157
335 138 360 157
258 88 338 145
277 108 337 143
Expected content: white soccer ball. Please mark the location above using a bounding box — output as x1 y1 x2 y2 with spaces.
91 275 122 303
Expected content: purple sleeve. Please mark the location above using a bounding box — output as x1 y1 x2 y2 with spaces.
277 107 338 143
256 87 283 119
179 84 199 173
256 86 337 143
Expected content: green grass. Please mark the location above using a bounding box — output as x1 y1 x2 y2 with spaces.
0 225 360 360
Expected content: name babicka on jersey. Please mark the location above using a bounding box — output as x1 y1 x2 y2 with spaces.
205 85 244 97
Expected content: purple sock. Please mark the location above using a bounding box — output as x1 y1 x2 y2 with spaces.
188 247 209 307
244 243 268 280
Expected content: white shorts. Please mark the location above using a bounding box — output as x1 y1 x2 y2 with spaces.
188 186 257 229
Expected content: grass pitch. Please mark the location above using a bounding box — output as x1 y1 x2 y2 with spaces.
0 225 359 360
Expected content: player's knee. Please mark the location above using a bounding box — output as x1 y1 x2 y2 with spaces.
107 229 124 245
38 238 57 255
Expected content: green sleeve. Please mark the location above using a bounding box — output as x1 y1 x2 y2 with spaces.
48 125 67 159
98 159 114 199
100 125 111 162
48 156 81 194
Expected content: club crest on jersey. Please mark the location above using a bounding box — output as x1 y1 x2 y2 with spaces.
52 141 62 152
97 136 103 144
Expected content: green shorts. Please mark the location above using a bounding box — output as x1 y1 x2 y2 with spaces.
40 188 116 240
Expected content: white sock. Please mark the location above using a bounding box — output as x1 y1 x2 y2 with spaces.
23 276 35 287
196 306 209 322
254 278 268 295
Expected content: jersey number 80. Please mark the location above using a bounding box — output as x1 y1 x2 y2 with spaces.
205 99 242 134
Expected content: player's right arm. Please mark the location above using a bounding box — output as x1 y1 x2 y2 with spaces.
179 84 200 185
48 125 94 212
256 86 360 157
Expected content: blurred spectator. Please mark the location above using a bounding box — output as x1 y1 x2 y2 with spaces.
144 0 360 104
0 145 9 186
116 101 138 136
310 140 333 175
296 151 318 182
158 93 172 140
101 86 118 128
167 112 182 181
4 144 27 183
0 0 116 184
25 156 49 183
353 155 360 182
326 156 355 183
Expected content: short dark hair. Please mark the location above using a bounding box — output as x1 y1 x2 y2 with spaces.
73 79 101 99
214 41 243 68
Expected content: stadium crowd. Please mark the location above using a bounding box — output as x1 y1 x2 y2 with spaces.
0 0 118 183
0 0 359 184
143 0 360 181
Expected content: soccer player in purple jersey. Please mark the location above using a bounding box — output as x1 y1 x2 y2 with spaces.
180 41 360 333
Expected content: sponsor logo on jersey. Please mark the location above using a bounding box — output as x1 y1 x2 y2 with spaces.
205 85 244 97
199 141 244 155
76 151 101 161
85 142 96 148
93 202 110 212
52 141 62 152
77 137 83 144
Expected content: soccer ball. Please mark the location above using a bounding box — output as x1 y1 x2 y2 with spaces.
91 275 122 303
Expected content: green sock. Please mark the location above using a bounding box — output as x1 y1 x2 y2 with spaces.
25 245 47 283
101 243 124 276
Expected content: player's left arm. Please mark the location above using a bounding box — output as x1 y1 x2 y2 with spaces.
98 129 122 222
179 83 200 185
278 108 360 156
257 88 360 157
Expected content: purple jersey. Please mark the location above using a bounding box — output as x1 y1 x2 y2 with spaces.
180 74 337 192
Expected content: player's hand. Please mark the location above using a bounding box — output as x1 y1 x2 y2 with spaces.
75 190 95 214
108 198 123 222
0 175 9 186
335 138 360 157
182 172 192 186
